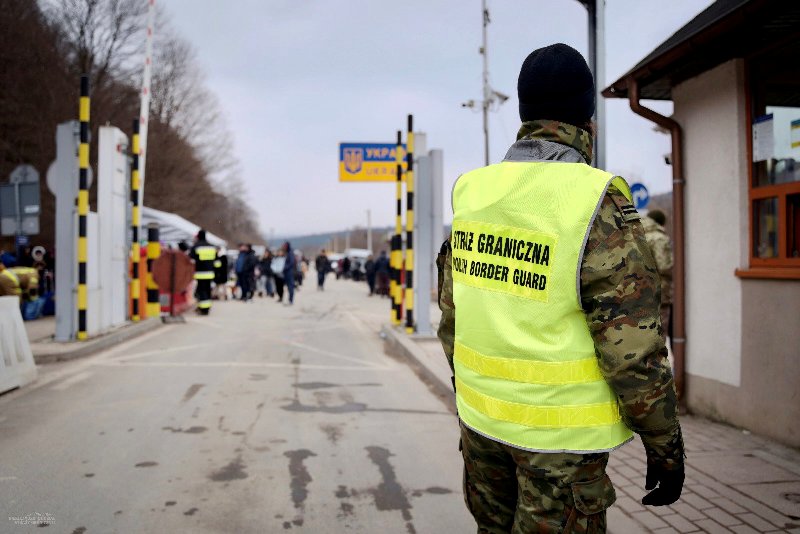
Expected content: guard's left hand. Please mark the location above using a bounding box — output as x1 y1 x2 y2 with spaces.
642 460 684 506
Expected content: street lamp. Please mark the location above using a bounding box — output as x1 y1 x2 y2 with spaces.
574 0 606 169
461 0 508 167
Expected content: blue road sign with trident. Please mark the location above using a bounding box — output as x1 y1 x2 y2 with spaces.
630 183 650 210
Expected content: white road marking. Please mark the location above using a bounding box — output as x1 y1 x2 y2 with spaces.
0 476 18 481
288 324 343 335
288 341 386 368
50 371 93 391
94 325 178 360
91 361 391 371
345 310 373 336
184 317 224 329
107 343 207 362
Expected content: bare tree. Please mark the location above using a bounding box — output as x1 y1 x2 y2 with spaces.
40 0 146 90
22 0 265 245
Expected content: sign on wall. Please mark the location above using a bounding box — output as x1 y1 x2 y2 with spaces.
338 142 406 182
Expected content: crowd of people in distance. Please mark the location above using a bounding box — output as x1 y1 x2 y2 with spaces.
223 241 307 306
312 249 390 296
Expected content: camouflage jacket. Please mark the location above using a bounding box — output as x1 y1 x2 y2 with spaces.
437 120 683 468
641 216 673 304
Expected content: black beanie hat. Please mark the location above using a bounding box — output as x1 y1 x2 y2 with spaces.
517 43 595 125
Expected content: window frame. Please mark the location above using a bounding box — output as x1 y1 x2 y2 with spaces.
738 56 800 279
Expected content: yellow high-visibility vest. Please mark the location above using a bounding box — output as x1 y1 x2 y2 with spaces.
193 246 217 280
0 269 21 296
9 267 38 300
452 160 635 453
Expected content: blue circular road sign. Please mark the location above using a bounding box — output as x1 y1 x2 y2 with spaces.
630 183 650 210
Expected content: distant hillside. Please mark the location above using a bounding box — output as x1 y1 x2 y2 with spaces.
271 227 395 258
272 192 674 259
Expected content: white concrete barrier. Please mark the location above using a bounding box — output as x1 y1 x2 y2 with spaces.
0 296 38 394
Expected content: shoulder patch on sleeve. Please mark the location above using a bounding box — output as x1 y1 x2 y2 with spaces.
608 186 640 223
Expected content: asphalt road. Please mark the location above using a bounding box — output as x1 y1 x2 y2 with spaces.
0 276 473 533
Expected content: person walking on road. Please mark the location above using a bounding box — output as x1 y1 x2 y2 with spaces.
364 255 377 296
213 247 229 301
315 249 329 291
257 250 275 298
341 256 351 280
437 43 684 533
282 241 296 305
642 209 673 345
375 250 390 297
190 230 216 315
271 249 286 303
234 243 246 299
235 244 257 301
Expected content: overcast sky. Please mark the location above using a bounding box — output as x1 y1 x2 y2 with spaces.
165 0 714 237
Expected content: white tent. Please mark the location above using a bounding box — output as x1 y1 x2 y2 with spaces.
141 206 227 249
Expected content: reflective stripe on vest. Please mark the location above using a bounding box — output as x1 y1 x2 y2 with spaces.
196 246 217 261
194 272 214 280
452 160 634 454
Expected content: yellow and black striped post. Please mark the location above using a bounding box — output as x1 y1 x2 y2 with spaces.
405 115 415 333
77 75 90 340
391 130 403 325
146 223 160 318
130 119 141 322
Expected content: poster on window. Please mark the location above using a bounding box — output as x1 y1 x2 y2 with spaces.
752 114 774 162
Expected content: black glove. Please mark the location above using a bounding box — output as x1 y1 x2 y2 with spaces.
642 456 684 506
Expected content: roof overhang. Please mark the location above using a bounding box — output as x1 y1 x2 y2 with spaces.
603 0 800 101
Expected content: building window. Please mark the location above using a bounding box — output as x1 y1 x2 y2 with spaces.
753 197 778 259
745 44 800 277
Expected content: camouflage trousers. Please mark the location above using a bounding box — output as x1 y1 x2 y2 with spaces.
460 423 616 533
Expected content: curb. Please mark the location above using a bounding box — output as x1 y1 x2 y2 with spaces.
381 324 456 414
32 318 162 364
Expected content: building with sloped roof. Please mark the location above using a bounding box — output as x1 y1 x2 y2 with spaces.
604 0 800 447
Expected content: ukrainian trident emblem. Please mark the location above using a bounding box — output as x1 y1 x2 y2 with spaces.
343 147 363 174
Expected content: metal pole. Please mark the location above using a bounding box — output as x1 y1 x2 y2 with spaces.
146 223 160 318
584 0 605 169
430 149 444 286
391 130 403 325
482 0 490 166
169 250 176 318
138 0 155 203
367 209 372 253
14 183 22 258
130 119 141 322
414 153 432 337
405 115 415 333
595 0 606 170
77 75 90 340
